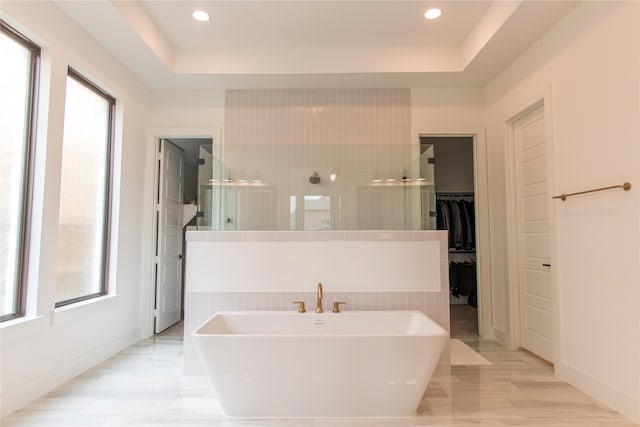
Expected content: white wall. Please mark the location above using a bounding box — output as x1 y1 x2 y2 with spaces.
426 137 475 194
0 1 150 417
484 1 639 422
411 88 485 137
149 89 225 129
186 232 445 293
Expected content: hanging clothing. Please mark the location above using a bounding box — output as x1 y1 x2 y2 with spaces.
436 197 475 250
449 260 477 308
460 200 475 250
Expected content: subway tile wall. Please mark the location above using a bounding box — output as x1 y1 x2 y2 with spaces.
183 290 450 375
225 89 411 145
214 89 419 231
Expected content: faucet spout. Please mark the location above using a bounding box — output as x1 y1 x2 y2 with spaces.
316 282 323 313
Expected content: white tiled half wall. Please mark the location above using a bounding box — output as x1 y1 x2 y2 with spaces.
183 290 450 375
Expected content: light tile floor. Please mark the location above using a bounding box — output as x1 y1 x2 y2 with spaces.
2 329 637 426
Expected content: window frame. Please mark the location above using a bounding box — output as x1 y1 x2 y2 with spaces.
0 20 40 322
54 68 115 308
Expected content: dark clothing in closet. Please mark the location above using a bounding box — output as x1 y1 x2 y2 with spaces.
436 198 475 250
449 261 477 308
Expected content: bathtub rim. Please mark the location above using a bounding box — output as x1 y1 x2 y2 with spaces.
191 310 449 338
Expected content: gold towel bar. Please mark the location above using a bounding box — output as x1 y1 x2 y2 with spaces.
553 182 631 201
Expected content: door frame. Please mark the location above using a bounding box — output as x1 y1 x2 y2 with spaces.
141 127 221 338
155 139 185 333
419 133 492 338
503 87 561 362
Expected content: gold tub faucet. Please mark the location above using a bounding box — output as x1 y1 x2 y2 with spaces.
332 301 346 313
292 301 306 313
316 282 323 313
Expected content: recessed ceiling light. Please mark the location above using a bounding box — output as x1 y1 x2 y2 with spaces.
192 10 210 22
424 8 442 20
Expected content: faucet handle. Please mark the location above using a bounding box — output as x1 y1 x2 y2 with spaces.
293 301 306 313
332 301 346 313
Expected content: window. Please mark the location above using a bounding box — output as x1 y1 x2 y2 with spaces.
303 196 332 231
0 21 39 321
55 69 114 307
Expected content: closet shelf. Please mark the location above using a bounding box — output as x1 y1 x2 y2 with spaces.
449 249 476 253
436 192 474 198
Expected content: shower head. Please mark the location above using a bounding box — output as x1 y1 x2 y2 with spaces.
309 171 321 184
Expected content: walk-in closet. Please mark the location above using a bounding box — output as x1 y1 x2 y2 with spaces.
421 136 478 337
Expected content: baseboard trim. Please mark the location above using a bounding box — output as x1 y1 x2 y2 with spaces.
492 327 510 348
1 327 140 418
556 361 640 424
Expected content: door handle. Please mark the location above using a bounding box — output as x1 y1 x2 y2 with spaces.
542 263 551 267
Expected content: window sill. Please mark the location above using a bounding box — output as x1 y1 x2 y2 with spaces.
0 314 46 330
0 315 48 345
55 293 120 313
0 294 121 346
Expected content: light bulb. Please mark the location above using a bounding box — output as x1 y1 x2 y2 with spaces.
192 10 210 22
424 8 442 20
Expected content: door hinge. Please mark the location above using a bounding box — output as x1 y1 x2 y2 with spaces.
428 158 435 164
198 158 206 165
153 309 159 318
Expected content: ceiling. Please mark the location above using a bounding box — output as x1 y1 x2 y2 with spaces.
52 0 579 90
141 1 493 48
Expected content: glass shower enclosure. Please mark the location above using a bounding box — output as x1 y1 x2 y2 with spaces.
195 143 436 231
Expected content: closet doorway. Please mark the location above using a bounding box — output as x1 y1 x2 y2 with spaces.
420 136 479 337
152 137 212 334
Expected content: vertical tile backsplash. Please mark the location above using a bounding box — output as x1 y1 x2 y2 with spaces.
184 290 450 375
225 89 411 146
211 88 423 231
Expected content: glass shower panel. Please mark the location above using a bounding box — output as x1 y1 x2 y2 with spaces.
197 144 212 228
194 144 436 231
303 196 331 231
420 144 437 230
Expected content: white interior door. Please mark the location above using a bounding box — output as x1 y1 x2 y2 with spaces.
155 139 184 333
513 106 553 362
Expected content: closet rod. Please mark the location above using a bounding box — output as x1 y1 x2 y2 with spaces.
436 192 474 198
552 182 631 201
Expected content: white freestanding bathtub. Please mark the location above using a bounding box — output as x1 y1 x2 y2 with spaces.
192 310 448 418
